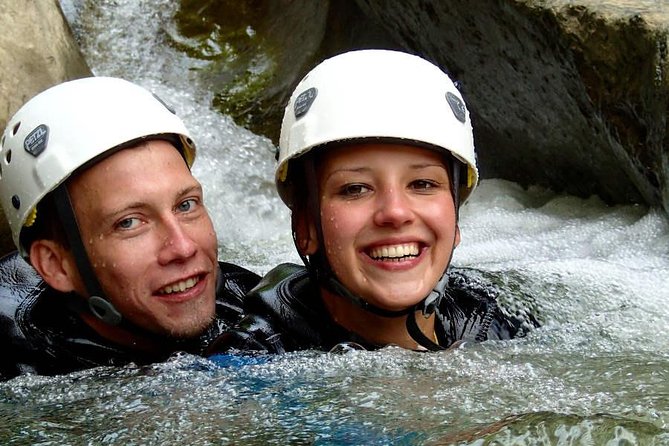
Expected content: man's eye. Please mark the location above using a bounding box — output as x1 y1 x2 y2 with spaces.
177 198 197 212
117 217 140 230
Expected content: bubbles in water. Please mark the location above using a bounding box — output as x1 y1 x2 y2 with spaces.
36 2 669 444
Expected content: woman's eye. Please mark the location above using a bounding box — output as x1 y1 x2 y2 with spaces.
177 198 197 212
411 179 439 191
339 184 370 197
116 217 141 230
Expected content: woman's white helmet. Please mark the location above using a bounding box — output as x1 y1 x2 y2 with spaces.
275 50 478 206
0 76 196 257
277 49 478 206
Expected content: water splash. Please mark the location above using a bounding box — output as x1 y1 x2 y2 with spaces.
7 1 666 444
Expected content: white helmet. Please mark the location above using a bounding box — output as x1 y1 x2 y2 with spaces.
0 76 196 257
277 49 478 206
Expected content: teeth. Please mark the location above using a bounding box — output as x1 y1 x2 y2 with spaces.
370 243 419 260
158 277 198 295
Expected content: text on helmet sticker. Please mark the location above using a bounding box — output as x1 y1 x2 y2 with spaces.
446 92 466 124
24 124 49 157
294 88 317 119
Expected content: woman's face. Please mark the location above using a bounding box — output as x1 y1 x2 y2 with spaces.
304 143 460 311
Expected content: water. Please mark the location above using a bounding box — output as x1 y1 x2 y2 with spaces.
3 1 669 444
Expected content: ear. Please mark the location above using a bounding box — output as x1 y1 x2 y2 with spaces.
454 225 461 247
292 211 319 256
29 240 81 293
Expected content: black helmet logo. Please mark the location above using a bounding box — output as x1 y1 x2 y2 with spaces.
446 92 466 124
24 124 49 157
294 88 317 119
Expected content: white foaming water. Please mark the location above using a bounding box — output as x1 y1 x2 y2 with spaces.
62 0 299 273
5 1 666 444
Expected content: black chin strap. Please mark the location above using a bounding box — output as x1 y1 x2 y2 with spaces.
405 273 450 351
53 185 122 325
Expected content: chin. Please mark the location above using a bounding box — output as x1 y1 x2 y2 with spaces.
164 315 215 339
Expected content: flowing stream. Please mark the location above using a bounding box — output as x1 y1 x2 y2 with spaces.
2 1 669 444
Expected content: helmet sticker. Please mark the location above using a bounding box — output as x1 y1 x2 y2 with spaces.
446 91 466 123
24 124 49 157
294 87 317 119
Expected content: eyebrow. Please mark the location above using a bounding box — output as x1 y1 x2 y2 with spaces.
102 183 203 221
326 162 447 179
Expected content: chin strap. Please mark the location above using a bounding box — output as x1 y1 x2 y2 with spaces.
405 273 449 351
53 185 123 325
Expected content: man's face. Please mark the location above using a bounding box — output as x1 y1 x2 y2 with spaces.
67 140 218 338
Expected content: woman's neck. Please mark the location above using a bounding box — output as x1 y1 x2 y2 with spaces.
320 288 436 350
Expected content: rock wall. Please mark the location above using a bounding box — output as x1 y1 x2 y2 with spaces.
355 0 669 208
191 0 669 214
0 0 91 255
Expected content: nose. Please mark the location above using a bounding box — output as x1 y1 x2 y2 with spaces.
157 216 198 265
373 187 415 228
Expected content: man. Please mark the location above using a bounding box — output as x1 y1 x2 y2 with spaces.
0 77 260 379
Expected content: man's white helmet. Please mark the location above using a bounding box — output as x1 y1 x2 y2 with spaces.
277 49 478 206
0 76 196 257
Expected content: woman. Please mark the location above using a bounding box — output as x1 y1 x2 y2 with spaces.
210 49 536 354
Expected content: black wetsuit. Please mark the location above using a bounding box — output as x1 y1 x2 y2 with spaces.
0 251 260 380
208 263 538 354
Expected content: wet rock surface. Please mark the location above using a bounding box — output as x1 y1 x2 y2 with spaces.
185 0 668 213
0 0 91 255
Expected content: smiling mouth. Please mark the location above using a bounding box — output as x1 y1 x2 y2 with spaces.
368 243 420 261
157 276 201 295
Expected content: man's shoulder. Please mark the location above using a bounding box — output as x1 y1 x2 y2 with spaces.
245 263 312 312
215 261 261 301
208 263 327 354
0 252 44 334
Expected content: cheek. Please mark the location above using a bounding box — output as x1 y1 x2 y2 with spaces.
320 202 361 263
429 200 458 241
320 203 348 244
196 221 219 256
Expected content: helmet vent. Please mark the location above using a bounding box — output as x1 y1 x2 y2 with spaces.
5 150 11 164
12 122 20 136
